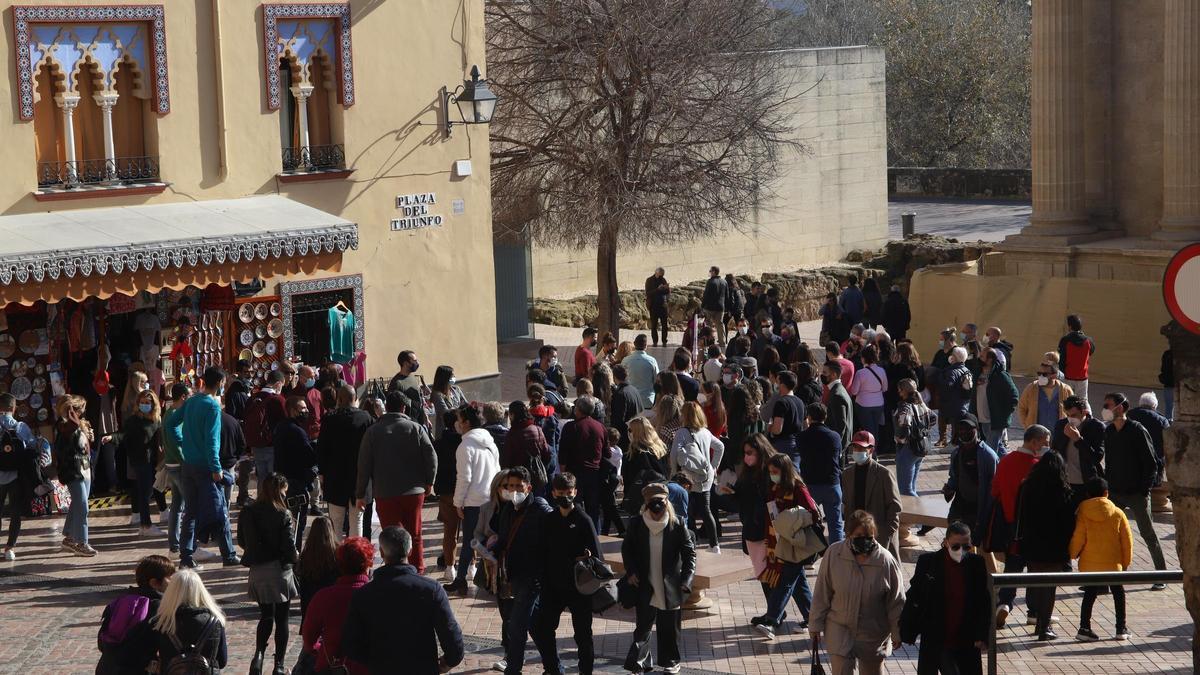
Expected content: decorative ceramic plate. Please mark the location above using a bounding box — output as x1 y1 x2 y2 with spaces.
31 376 45 393
239 304 254 323
239 348 253 363
17 330 38 354
34 363 45 375
252 341 266 358
37 407 48 422
240 329 254 347
255 325 267 339
15 404 30 420
10 376 31 400
267 318 284 339
28 393 42 409
265 341 277 356
270 361 279 371
254 303 269 320
0 335 15 359
270 302 282 317
10 361 28 378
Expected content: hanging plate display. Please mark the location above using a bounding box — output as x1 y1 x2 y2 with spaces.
10 361 28 378
17 330 39 354
37 408 48 422
25 357 36 369
267 318 284 339
240 329 254 347
265 341 277 356
252 341 266 358
239 348 253 363
0 335 14 359
270 302 282 317
31 376 46 393
254 303 269 320
255 325 266 339
270 361 279 371
15 404 31 421
10 376 31 400
239 304 254 323
34 363 45 375
28 393 42 409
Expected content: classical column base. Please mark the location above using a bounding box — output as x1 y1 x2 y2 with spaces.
1001 227 1122 249
1153 219 1200 242
1152 484 1174 514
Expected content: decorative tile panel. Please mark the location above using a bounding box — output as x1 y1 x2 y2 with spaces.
277 273 364 359
13 5 169 120
262 3 354 111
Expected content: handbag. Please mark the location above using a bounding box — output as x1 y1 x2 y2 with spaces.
616 574 638 609
811 634 826 675
574 557 619 614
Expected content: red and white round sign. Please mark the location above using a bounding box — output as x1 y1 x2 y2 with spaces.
1164 243 1200 335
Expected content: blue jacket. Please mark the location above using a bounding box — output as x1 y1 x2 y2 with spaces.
179 394 222 472
838 286 865 324
496 496 553 581
342 564 464 674
667 481 690 517
944 440 998 544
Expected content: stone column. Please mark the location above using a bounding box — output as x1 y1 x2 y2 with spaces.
1161 321 1200 671
94 92 119 181
1158 0 1200 242
290 84 314 168
1026 0 1092 236
55 93 81 185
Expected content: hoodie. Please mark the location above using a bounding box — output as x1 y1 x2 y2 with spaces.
1069 496 1133 572
1057 331 1095 381
453 428 501 509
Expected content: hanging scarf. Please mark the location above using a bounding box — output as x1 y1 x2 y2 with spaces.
643 511 669 534
757 480 819 588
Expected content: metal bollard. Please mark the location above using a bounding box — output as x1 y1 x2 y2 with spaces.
901 212 916 238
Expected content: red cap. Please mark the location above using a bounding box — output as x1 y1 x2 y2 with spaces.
850 430 875 448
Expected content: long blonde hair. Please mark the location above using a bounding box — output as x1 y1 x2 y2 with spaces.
55 394 93 443
652 394 683 432
151 569 225 637
613 341 636 364
680 401 707 433
626 417 667 459
133 390 162 424
122 369 150 420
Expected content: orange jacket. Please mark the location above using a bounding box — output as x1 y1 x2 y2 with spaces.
1069 497 1133 572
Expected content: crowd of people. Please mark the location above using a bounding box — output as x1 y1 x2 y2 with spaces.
0 270 1177 674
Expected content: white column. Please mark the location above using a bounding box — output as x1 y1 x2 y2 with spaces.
94 92 119 181
1158 0 1200 241
55 93 81 185
290 84 314 168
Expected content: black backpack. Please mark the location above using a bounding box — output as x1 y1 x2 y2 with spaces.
0 424 32 471
163 616 219 675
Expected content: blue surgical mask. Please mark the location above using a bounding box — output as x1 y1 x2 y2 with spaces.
304 378 316 389
0 413 13 425
448 377 456 386
138 403 153 415
217 386 225 397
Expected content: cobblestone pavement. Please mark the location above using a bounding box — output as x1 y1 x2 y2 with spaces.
0 442 1190 675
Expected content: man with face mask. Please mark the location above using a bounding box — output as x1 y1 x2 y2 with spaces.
941 414 998 550
1050 396 1105 506
838 430 901 562
495 467 554 675
531 472 603 675
388 350 430 430
969 348 1019 454
820 361 854 450
1099 392 1166 576
1017 360 1075 431
296 364 324 440
900 521 991 675
991 425 1049 628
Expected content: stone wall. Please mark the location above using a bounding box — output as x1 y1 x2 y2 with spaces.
888 167 1032 199
530 46 889 299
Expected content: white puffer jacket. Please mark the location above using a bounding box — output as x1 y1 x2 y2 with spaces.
453 428 501 509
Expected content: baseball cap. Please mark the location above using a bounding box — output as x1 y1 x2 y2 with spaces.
850 430 876 448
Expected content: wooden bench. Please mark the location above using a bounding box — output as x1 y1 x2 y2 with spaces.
598 535 754 611
898 495 950 548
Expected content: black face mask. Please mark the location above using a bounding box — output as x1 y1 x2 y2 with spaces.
647 499 667 515
409 361 420 373
849 536 878 555
956 430 978 446
554 495 574 509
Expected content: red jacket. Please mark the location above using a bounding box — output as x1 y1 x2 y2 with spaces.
1057 331 1095 381
502 419 551 469
303 386 323 439
991 449 1039 521
301 574 370 674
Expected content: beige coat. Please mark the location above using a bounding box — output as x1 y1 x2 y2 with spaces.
810 540 905 658
840 460 903 564
1017 380 1074 429
773 506 825 564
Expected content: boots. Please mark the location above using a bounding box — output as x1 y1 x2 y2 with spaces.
273 655 288 675
249 650 265 675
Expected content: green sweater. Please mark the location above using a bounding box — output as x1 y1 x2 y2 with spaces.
162 407 185 465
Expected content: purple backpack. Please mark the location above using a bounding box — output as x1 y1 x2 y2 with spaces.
100 593 151 646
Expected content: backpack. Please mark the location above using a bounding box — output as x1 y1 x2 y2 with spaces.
242 393 274 448
676 430 715 489
98 593 151 647
525 451 549 493
0 424 32 471
163 616 219 675
904 405 933 458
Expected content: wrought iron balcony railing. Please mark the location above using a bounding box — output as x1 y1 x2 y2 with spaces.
281 144 346 174
37 156 161 190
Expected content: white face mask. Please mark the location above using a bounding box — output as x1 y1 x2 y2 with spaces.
853 451 870 465
549 357 559 368
722 374 734 385
738 326 749 335
697 393 708 405
511 491 528 506
1067 416 1083 428
1100 408 1115 422
948 547 966 563
1036 376 1050 387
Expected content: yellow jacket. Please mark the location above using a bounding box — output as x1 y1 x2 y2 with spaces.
1017 380 1074 429
1069 497 1133 572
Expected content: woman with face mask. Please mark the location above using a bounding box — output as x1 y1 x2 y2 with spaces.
620 482 697 673
928 328 958 447
429 365 468 442
748 452 824 640
119 390 164 537
721 435 776 587
810 510 905 674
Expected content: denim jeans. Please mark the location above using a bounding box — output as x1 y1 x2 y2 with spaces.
504 577 542 675
997 552 1026 609
855 404 885 440
456 506 481 582
178 463 235 563
764 561 812 624
807 483 844 544
895 445 923 497
64 473 91 544
166 466 184 550
980 422 1008 455
132 463 155 527
252 446 274 488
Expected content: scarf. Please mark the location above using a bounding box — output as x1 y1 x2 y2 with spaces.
757 481 811 588
643 512 669 534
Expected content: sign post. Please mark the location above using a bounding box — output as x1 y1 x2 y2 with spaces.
1164 243 1200 335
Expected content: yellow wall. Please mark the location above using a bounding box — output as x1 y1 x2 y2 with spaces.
0 0 497 381
909 259 1171 388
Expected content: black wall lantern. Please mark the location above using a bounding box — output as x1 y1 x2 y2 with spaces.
444 65 498 137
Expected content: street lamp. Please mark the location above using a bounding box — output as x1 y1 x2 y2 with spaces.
444 65 498 137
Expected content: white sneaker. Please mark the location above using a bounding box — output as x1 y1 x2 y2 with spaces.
753 623 776 640
467 563 477 581
194 548 222 561
140 525 164 538
491 660 507 672
712 545 722 555
442 566 456 582
662 665 682 674
129 514 141 526
1 548 14 561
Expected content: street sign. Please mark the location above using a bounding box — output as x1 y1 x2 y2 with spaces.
1163 242 1200 335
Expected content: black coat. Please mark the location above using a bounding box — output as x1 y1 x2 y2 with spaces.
881 290 911 339
733 473 770 542
317 407 374 506
900 551 990 671
645 275 670 315
621 515 697 610
701 276 727 312
1050 417 1105 485
497 496 554 581
609 383 644 448
1014 481 1075 564
273 418 318 491
96 587 162 675
119 416 161 467
154 607 228 671
543 506 603 595
237 501 299 568
863 286 884 327
1103 419 1157 495
341 564 464 674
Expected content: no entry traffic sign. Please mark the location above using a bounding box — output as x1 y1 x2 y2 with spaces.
1164 243 1200 335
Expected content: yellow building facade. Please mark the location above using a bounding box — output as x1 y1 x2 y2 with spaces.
0 0 500 423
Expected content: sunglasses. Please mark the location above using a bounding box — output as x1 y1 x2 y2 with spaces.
948 543 969 552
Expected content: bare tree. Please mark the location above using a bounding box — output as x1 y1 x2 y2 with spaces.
488 0 806 337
